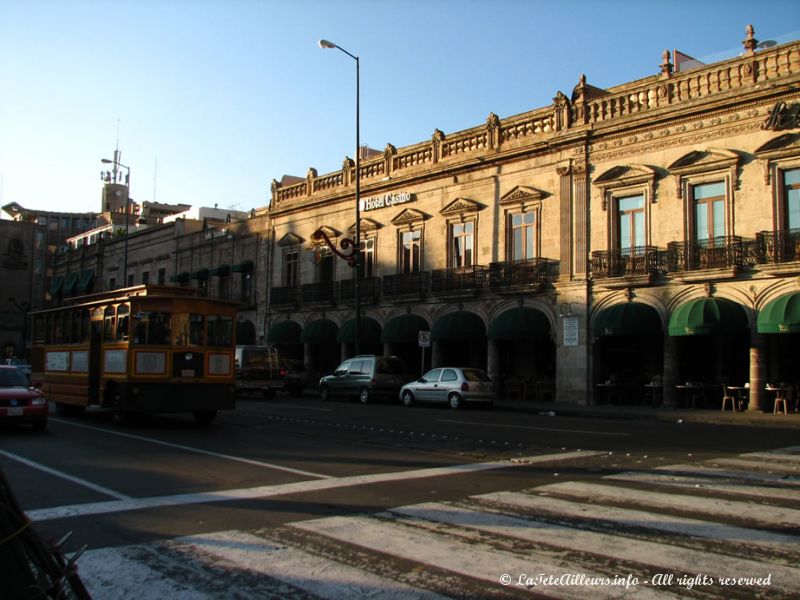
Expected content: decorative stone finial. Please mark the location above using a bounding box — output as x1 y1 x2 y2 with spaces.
742 24 758 54
660 49 673 78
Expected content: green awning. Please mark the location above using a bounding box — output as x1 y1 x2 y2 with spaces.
48 275 64 296
300 318 338 344
170 271 190 283
191 268 209 280
431 310 486 341
76 270 95 293
381 314 429 344
266 320 302 344
757 292 800 333
210 264 230 277
489 307 550 340
62 272 80 296
337 317 382 344
668 297 747 336
231 260 254 273
592 302 661 337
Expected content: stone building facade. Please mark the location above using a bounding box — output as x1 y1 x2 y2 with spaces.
266 27 800 408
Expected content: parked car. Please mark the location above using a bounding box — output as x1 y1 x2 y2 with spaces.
319 355 406 403
235 345 304 397
3 358 32 379
0 365 48 431
399 367 495 408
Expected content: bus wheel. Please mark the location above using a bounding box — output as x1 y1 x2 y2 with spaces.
193 410 217 425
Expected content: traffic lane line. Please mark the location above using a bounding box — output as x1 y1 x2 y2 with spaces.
27 450 602 521
0 449 131 501
51 417 332 479
438 418 632 436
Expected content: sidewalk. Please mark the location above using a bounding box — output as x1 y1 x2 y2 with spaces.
495 396 800 428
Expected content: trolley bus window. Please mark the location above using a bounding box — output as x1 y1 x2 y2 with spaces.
116 305 130 342
173 313 205 346
132 311 171 345
103 306 116 342
207 314 233 347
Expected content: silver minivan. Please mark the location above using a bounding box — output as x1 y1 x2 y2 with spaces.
319 355 406 403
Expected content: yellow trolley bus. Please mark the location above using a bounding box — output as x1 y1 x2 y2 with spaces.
30 285 238 424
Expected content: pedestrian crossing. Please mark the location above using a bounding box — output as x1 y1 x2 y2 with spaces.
75 447 800 599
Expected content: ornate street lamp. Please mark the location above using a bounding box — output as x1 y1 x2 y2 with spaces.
319 38 362 355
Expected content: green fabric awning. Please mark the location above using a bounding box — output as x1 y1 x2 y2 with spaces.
300 318 338 344
381 314 429 344
431 310 486 341
592 302 661 337
76 270 95 293
62 272 80 296
231 260 254 273
48 276 64 296
337 317 382 344
170 272 190 284
191 268 209 280
266 320 302 344
757 292 800 333
668 297 747 336
489 307 550 340
210 264 230 277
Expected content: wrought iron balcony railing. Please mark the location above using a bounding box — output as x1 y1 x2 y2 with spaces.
754 228 800 264
381 271 430 298
431 265 489 294
666 236 748 271
590 246 664 278
489 257 558 288
301 281 337 304
339 276 382 304
270 285 301 307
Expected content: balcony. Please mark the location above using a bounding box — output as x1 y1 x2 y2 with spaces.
301 281 337 304
431 265 488 295
666 236 750 272
591 246 664 279
270 285 300 308
382 272 430 298
489 257 558 289
754 229 800 264
339 276 382 304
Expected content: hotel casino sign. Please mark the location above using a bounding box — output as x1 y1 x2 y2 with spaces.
359 192 415 212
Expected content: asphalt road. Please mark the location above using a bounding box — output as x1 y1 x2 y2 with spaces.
2 396 799 598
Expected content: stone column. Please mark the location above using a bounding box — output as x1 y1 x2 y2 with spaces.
340 343 348 362
487 339 500 384
748 332 766 411
431 340 442 369
303 343 314 382
662 334 678 407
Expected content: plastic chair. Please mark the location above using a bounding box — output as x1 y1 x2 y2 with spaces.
721 385 736 411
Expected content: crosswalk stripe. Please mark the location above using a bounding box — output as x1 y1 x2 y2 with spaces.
702 457 800 475
386 502 800 593
631 463 800 486
533 481 800 528
608 471 800 502
291 513 674 599
470 490 800 560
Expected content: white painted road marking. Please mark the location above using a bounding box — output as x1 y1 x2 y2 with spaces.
439 418 632 436
27 450 600 521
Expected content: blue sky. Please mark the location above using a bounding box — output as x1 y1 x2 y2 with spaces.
1 0 798 215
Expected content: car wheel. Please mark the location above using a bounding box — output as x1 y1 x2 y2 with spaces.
402 390 414 407
320 385 330 401
448 392 462 409
359 388 370 404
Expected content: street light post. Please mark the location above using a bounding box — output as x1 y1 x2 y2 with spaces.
101 157 131 287
319 38 362 356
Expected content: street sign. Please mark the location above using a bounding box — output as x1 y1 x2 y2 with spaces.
418 330 431 348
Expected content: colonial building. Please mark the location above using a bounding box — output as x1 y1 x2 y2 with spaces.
267 26 800 409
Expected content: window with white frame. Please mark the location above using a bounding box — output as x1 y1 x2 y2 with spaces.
450 221 474 268
400 229 421 273
508 211 537 261
692 181 726 242
283 247 299 286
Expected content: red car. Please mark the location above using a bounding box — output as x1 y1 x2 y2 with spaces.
0 365 48 431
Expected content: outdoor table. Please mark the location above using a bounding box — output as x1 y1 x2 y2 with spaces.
643 383 662 406
595 383 620 405
766 385 788 414
724 386 748 411
675 383 708 408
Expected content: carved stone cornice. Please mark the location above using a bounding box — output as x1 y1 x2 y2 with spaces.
391 208 429 229
277 232 305 247
348 217 383 234
499 186 549 210
440 197 485 217
668 148 743 198
593 164 659 210
754 133 800 184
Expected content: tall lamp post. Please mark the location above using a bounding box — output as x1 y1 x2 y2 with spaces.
101 157 131 287
319 38 362 355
